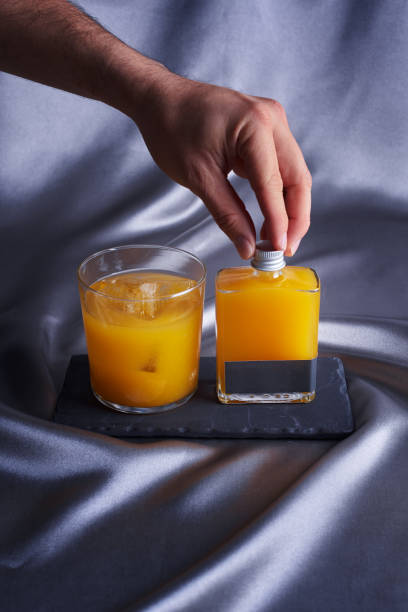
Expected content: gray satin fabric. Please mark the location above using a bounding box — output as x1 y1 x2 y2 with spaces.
1 1 408 610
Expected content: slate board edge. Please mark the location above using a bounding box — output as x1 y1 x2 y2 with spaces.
54 418 353 440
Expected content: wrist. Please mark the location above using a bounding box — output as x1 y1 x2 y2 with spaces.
100 44 176 124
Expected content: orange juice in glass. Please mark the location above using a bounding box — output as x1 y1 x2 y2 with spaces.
78 245 206 414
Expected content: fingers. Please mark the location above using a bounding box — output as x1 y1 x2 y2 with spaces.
191 165 256 259
239 99 311 255
238 121 288 251
273 120 312 256
283 183 311 256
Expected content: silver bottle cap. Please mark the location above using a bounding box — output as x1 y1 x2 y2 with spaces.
251 241 286 271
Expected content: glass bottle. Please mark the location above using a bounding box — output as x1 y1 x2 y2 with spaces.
215 241 320 404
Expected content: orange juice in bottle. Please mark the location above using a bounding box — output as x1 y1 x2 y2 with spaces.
216 241 320 403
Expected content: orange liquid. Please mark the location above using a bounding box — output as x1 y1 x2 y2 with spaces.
80 271 204 407
216 266 320 394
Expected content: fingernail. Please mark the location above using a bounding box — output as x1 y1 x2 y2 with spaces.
288 238 301 256
237 237 254 260
279 233 287 251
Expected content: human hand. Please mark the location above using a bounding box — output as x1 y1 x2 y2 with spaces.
0 0 311 259
134 71 312 259
0 0 310 259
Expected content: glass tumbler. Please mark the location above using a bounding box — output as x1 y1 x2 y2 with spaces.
78 245 206 414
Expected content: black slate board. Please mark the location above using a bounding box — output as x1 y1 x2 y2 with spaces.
54 356 354 439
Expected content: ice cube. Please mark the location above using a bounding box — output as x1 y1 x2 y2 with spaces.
139 282 158 299
135 282 160 319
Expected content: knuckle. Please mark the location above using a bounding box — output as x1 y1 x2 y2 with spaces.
264 209 288 227
213 210 242 234
269 99 286 120
263 172 284 192
247 100 272 126
244 98 287 130
291 215 310 235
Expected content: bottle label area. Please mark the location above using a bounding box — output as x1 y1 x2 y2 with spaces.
224 359 317 394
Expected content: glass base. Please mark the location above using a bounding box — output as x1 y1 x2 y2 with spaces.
93 388 196 414
217 390 316 404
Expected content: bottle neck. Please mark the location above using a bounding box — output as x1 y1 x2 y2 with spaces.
253 268 283 279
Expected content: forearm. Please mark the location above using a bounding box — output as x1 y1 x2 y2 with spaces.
0 0 169 121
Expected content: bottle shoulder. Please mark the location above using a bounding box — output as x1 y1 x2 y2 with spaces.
216 265 320 293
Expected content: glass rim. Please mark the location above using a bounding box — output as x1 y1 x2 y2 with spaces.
77 244 207 302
